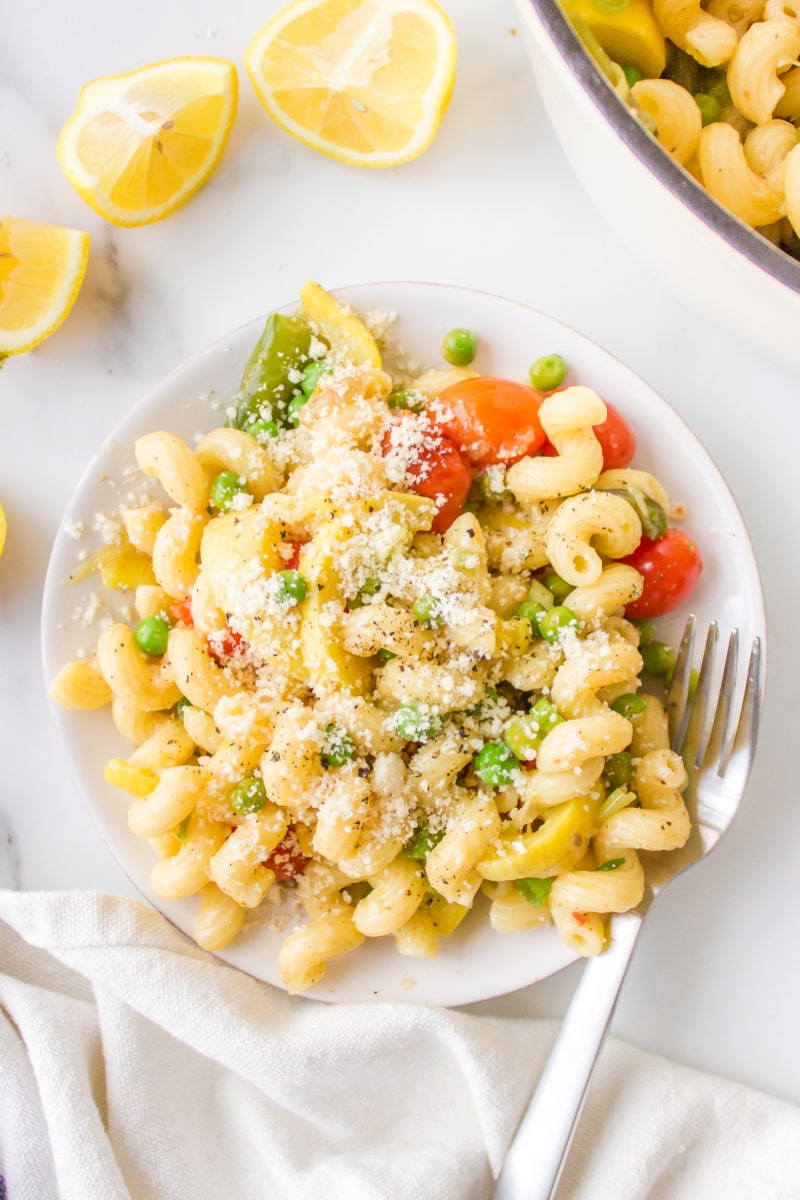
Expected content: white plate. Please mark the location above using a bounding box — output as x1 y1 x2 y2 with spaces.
41 281 766 1006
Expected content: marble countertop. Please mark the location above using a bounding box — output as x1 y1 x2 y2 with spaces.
3 0 799 1109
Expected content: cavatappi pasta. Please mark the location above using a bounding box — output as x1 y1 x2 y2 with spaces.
562 0 800 260
51 282 699 994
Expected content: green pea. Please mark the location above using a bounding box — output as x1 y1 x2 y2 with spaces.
229 776 267 814
610 693 647 719
300 359 331 395
134 615 169 657
641 640 676 677
539 571 571 602
694 92 722 126
504 701 563 760
634 617 657 646
377 648 397 663
514 877 552 907
244 418 280 442
402 826 445 862
321 724 356 767
516 599 545 629
442 328 478 367
286 392 309 427
210 470 249 512
529 353 568 392
275 569 307 605
603 751 633 792
175 697 193 720
706 74 732 107
621 63 642 86
387 389 425 412
503 714 541 762
413 594 444 627
537 605 579 643
394 704 441 743
529 697 564 735
474 740 518 787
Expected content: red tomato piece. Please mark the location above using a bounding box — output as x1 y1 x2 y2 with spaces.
169 598 194 628
262 825 311 881
623 528 703 619
381 412 473 534
207 627 247 662
283 541 304 571
593 401 636 471
434 376 546 466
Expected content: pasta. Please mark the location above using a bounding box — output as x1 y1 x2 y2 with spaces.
51 282 699 994
564 0 800 257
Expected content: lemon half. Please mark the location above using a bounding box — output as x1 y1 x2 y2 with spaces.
58 56 238 227
245 0 457 168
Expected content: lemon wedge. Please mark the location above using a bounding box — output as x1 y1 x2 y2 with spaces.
245 0 457 168
0 504 6 557
57 57 238 227
0 217 89 356
299 279 382 367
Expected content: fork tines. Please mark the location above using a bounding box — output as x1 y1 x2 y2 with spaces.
666 616 762 777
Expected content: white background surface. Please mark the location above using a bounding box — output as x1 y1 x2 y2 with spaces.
2 0 798 1107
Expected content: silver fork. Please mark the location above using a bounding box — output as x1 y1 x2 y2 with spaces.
493 617 763 1200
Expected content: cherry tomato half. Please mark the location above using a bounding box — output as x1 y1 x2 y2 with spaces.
381 412 473 534
593 401 636 471
433 376 546 466
536 398 634 469
623 528 702 619
262 825 311 881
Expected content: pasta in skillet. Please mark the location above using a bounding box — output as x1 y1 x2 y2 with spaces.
562 0 800 260
51 282 701 994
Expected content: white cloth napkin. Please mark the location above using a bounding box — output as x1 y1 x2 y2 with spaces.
0 892 797 1200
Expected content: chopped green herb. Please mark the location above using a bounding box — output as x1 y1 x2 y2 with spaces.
402 826 445 861
597 857 626 871
597 786 637 823
514 877 552 906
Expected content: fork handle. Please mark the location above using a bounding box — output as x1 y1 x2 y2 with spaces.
493 911 644 1200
